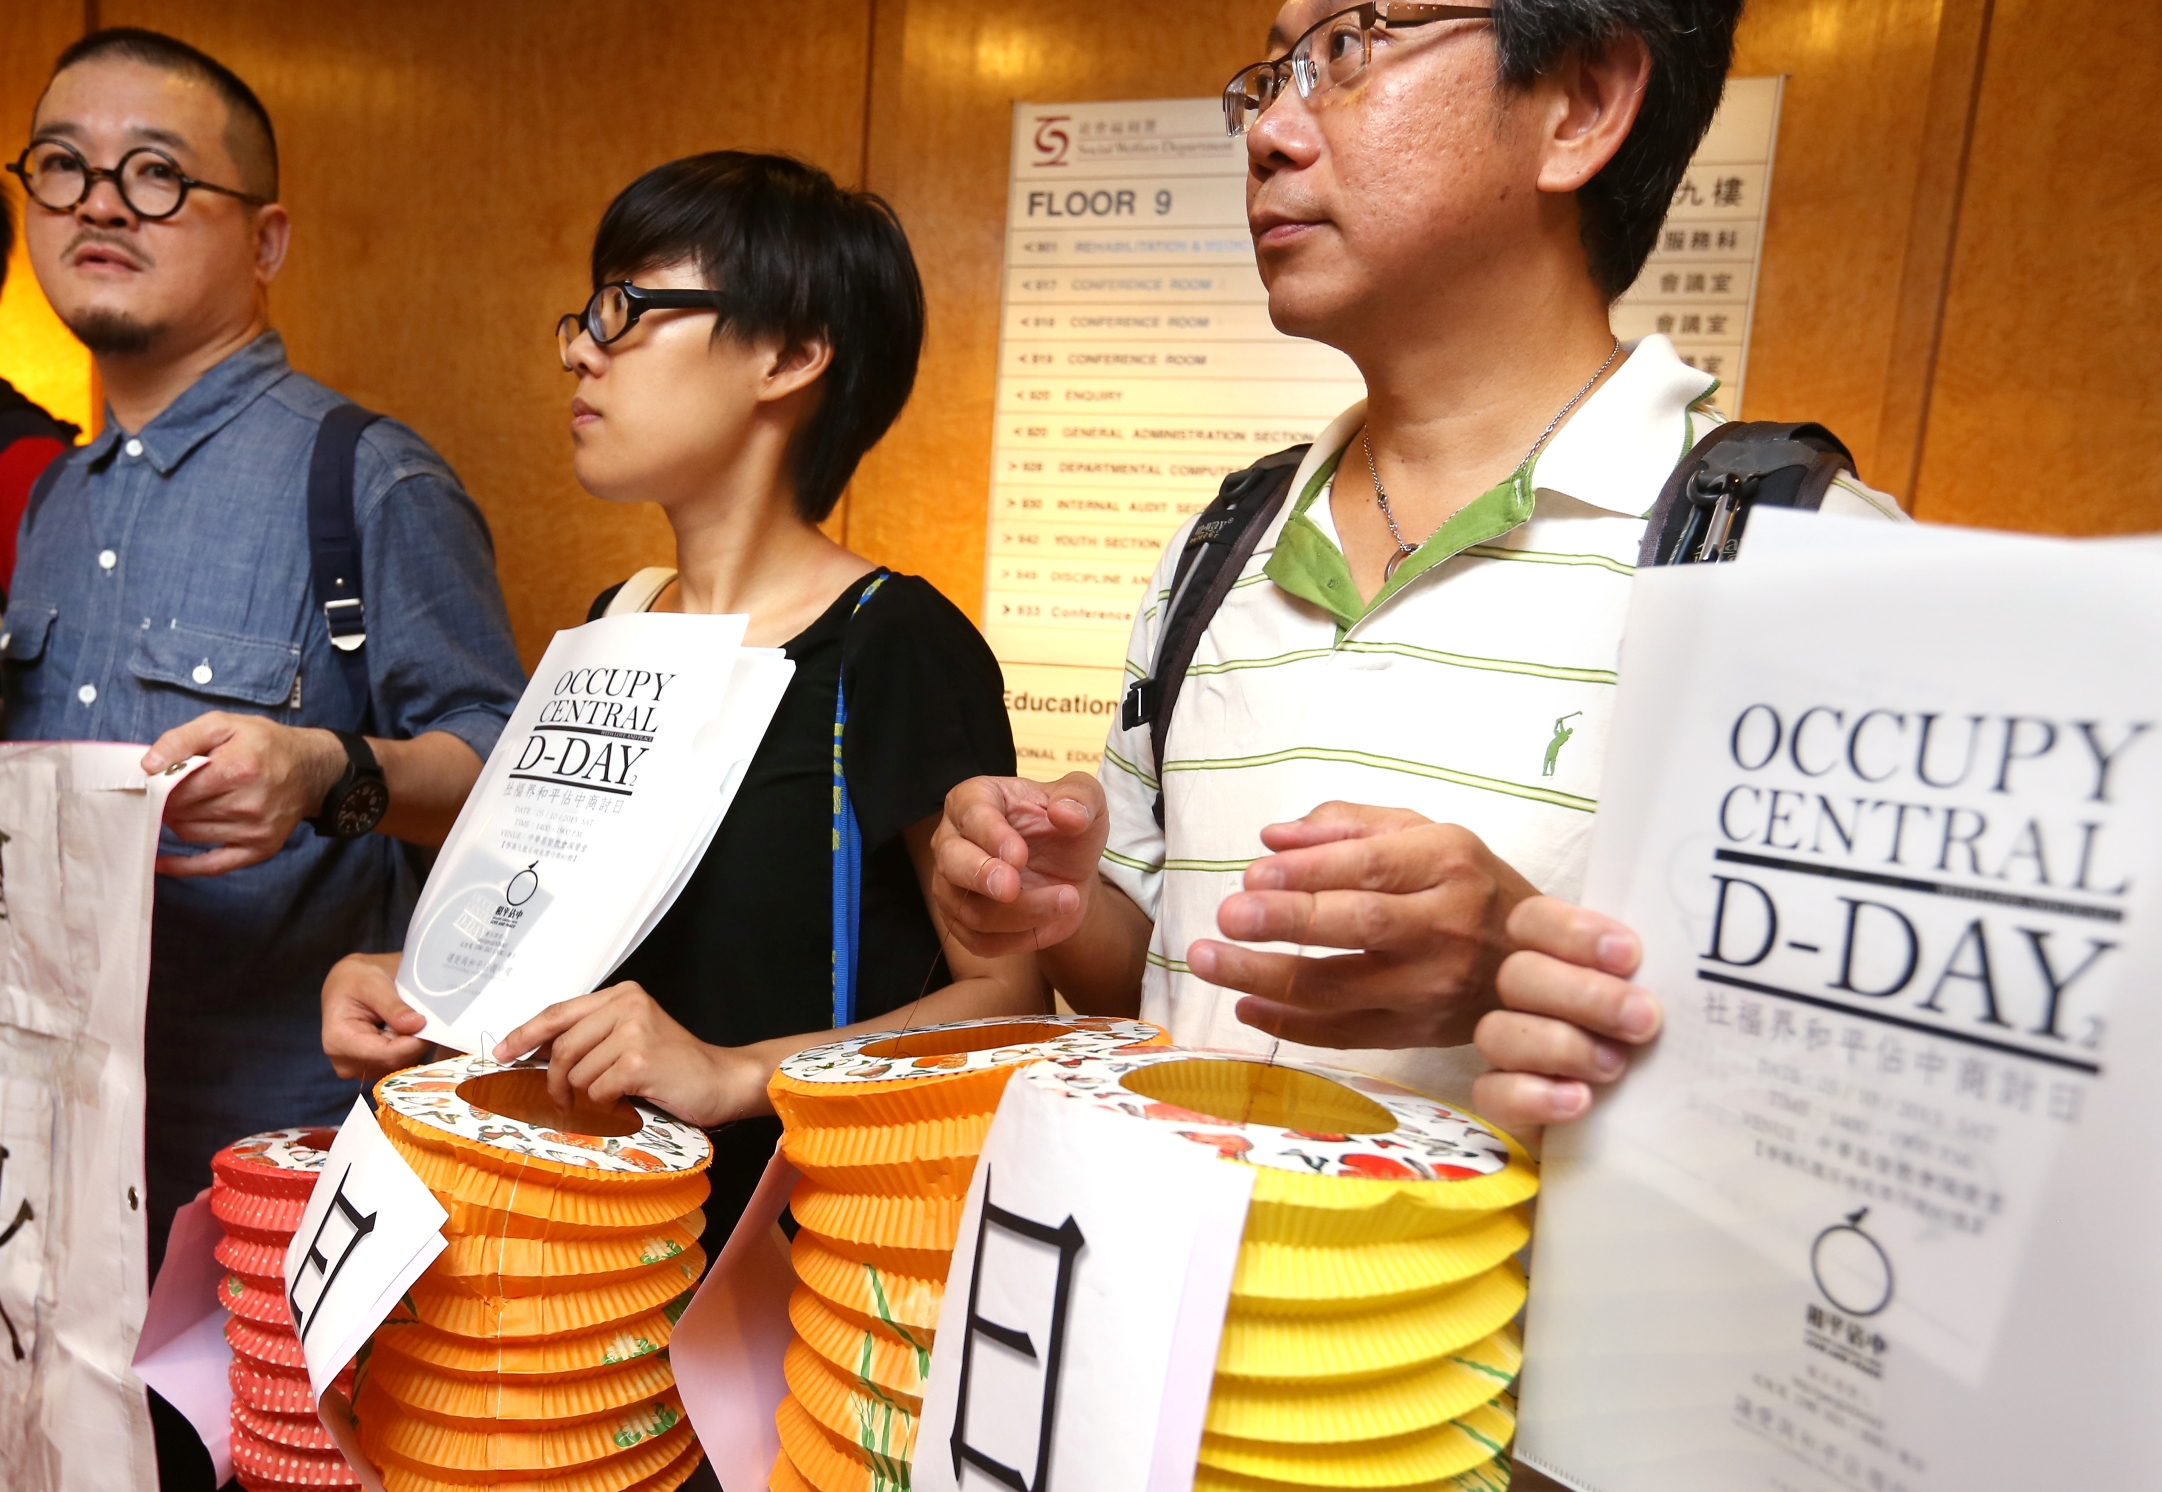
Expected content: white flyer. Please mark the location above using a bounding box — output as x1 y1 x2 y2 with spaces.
397 613 792 1052
282 1098 447 1404
914 1069 1254 1492
1518 519 2162 1491
0 746 204 1492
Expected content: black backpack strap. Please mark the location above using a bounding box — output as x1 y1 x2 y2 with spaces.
4 451 73 613
1638 420 1855 568
308 403 384 728
19 445 71 535
1120 443 1308 826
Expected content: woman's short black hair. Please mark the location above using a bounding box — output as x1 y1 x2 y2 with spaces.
590 152 925 524
1491 0 1744 301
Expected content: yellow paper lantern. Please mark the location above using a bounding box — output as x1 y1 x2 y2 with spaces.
1013 1049 1539 1487
763 1015 1169 1490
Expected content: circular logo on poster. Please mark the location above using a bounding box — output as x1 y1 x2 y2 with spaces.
1811 1207 1895 1317
505 860 540 906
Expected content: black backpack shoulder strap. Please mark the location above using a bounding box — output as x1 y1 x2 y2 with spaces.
1120 442 1308 826
20 444 72 535
5 452 73 612
308 402 384 727
1638 420 1856 567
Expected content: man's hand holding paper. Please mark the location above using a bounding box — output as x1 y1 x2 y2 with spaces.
1477 897 1663 1129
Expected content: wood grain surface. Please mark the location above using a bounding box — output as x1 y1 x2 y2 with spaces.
1911 0 2162 533
1726 0 1950 489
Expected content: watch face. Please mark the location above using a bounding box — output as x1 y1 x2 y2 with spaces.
332 777 391 837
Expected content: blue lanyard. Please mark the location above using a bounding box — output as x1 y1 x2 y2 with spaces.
831 571 890 1029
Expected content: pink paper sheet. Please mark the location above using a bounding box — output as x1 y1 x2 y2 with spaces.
132 1189 233 1484
672 1147 801 1490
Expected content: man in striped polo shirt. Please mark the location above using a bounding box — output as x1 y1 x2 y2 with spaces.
933 0 1900 1134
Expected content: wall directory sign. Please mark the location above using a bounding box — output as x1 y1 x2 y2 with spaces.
982 97 1363 775
1609 75 1784 416
982 84 1785 773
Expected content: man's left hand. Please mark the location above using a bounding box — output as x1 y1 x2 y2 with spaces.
1187 802 1538 1050
145 712 344 876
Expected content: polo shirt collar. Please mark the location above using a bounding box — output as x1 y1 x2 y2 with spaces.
1261 334 1716 630
1275 332 1718 530
90 330 295 476
1529 333 1717 517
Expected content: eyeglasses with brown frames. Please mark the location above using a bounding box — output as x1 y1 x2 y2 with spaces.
1222 3 1496 137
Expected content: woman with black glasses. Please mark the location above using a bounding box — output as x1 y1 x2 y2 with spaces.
321 151 1044 1229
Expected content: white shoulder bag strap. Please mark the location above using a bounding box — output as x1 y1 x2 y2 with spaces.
604 566 679 617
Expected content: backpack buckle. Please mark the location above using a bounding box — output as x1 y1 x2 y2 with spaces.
1121 676 1157 731
323 596 367 652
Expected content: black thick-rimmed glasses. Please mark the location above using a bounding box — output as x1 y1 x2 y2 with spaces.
8 139 267 220
556 282 732 368
1223 2 1496 137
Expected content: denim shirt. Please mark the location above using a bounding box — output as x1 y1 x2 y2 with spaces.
1 331 526 1250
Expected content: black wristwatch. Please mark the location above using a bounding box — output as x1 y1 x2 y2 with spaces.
311 730 390 839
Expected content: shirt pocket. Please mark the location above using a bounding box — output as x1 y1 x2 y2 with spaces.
2 599 58 664
128 619 302 736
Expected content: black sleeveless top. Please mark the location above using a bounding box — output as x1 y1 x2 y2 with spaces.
586 572 1015 1232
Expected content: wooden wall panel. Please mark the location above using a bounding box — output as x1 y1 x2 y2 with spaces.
1910 0 2162 534
99 0 873 663
0 0 97 436
1727 0 1950 491
848 0 1279 623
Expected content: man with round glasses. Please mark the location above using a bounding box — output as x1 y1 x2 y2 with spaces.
2 30 522 1481
935 0 1900 1136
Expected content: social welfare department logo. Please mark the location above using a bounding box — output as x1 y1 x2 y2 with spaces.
1031 115 1071 167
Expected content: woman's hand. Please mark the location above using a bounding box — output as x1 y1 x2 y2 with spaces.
1472 896 1662 1134
493 983 769 1128
322 951 430 1080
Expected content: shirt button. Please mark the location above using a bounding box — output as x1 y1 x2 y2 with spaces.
77 684 97 705
192 662 214 685
123 438 144 458
98 549 118 570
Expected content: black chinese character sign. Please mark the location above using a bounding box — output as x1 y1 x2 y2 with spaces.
948 1170 1086 1492
1610 76 1782 414
0 1144 32 1361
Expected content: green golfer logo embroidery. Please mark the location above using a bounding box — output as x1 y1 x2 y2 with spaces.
1542 713 1582 778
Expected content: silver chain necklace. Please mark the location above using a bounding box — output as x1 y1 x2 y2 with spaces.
1364 336 1622 580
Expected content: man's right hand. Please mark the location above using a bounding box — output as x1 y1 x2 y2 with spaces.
321 951 429 1080
931 773 1110 956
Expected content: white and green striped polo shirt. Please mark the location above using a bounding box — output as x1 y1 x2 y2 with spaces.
1095 335 1904 1106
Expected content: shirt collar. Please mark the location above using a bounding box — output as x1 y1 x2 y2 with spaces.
1528 333 1716 517
88 330 295 476
1280 332 1718 527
